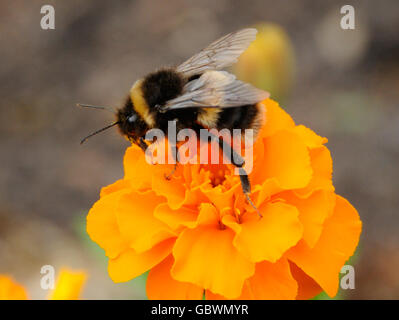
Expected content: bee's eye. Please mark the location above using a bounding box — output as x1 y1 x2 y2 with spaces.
128 114 137 123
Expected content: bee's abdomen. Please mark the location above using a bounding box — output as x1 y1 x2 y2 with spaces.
216 104 258 131
141 69 184 108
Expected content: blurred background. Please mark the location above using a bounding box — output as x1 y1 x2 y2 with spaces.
0 0 398 299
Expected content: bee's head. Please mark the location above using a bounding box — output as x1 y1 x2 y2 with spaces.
116 96 148 142
78 96 148 145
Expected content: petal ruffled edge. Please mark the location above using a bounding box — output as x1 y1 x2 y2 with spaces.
223 202 303 263
286 195 362 297
171 204 255 299
147 255 203 300
87 182 130 259
108 238 175 283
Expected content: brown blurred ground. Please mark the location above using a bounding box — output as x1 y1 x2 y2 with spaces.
0 0 398 299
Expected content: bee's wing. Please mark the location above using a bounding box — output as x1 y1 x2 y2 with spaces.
163 70 269 111
176 28 257 78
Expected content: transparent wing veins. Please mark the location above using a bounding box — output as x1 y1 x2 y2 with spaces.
176 28 257 77
163 71 270 111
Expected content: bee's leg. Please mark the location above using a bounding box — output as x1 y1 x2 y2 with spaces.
135 137 155 164
237 167 261 217
129 137 148 152
138 137 149 152
202 131 261 217
164 142 179 180
165 163 178 180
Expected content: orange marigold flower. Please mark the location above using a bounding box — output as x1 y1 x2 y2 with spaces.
0 275 28 300
49 269 87 300
0 269 86 300
87 99 362 299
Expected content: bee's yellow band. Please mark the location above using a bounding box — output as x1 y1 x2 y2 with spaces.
197 108 221 128
130 80 155 127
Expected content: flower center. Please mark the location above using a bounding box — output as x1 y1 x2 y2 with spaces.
206 165 228 187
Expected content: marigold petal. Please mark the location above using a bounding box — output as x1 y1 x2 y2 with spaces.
116 191 175 253
240 259 298 300
256 178 283 205
99 179 131 197
49 269 86 300
171 205 255 299
224 202 303 263
108 238 175 283
260 99 295 138
196 203 220 226
201 183 240 213
205 290 226 300
146 255 203 300
148 158 210 210
0 275 28 300
289 262 322 300
295 146 334 197
254 130 312 189
154 203 198 231
206 259 297 300
87 185 130 259
292 125 328 149
280 190 335 248
286 195 362 297
152 170 187 210
123 145 152 190
184 184 210 207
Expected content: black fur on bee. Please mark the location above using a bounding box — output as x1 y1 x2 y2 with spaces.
116 96 148 138
141 69 184 108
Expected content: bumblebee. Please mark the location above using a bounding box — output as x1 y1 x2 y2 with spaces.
80 28 269 214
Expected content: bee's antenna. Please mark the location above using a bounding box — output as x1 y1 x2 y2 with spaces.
80 121 120 145
76 103 115 114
